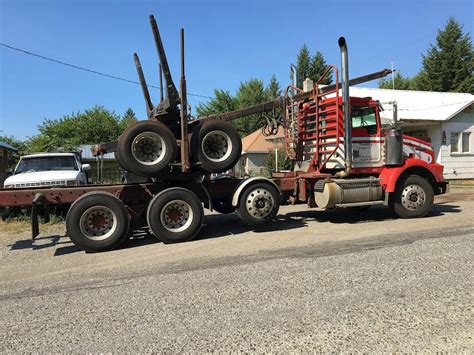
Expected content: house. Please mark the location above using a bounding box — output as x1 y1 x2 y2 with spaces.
0 141 18 187
239 88 473 179
79 144 121 183
240 127 284 177
348 88 473 179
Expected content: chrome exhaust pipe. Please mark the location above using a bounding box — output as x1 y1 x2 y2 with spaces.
337 36 352 177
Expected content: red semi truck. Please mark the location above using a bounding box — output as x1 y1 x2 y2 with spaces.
0 17 447 252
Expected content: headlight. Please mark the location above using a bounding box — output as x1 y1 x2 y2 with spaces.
4 184 14 189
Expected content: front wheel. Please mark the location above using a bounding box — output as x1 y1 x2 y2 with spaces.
391 175 434 218
146 188 204 244
236 182 280 226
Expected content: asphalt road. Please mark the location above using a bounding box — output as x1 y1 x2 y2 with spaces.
0 188 473 352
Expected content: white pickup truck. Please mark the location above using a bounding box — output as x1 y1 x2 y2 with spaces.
3 152 90 189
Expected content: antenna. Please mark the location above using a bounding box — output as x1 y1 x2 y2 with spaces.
391 61 395 90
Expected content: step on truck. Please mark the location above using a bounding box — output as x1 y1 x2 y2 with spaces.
0 15 448 252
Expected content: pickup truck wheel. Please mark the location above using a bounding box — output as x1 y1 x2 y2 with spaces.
66 192 130 252
116 120 177 176
236 182 280 226
147 188 203 244
392 175 434 218
191 121 241 173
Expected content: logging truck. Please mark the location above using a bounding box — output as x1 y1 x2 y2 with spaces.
0 15 448 252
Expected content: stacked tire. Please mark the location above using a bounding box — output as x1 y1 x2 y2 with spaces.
115 119 241 177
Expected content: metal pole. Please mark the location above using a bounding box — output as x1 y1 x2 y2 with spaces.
179 28 190 173
159 63 164 102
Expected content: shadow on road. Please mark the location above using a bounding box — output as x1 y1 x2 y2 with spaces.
7 202 461 254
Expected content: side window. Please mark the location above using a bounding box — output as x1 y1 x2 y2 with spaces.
462 132 471 153
450 132 459 153
351 106 377 133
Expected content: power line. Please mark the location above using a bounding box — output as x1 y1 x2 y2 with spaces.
0 43 213 99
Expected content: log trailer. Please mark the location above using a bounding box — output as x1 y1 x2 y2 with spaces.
0 15 448 252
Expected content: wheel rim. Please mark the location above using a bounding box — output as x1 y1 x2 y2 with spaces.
201 130 232 162
131 131 166 166
160 200 194 233
401 184 426 211
245 187 274 219
79 206 118 240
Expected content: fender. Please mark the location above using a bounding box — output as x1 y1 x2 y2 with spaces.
379 158 445 193
231 177 281 207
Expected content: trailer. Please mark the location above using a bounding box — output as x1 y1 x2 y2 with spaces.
0 15 448 252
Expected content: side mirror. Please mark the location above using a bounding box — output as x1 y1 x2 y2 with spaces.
82 164 91 172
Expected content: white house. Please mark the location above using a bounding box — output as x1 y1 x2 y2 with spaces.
349 88 474 179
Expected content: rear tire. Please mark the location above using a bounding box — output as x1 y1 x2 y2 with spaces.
66 191 130 252
236 182 280 226
391 175 434 218
116 120 177 176
147 188 204 243
191 120 241 173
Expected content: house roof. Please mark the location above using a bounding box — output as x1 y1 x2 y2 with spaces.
0 141 18 152
242 126 284 154
348 87 473 122
79 144 116 160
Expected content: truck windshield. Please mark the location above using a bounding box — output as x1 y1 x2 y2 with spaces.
352 106 377 134
15 156 78 174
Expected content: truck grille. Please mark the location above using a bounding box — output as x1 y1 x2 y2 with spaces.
12 180 76 188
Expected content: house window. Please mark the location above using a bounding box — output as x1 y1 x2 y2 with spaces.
450 132 459 153
450 131 471 154
462 132 471 153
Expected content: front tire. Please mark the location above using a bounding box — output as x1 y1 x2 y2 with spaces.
236 182 280 225
147 188 204 244
66 191 130 252
391 175 434 218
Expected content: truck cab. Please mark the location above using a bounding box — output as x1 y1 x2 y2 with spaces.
3 152 90 189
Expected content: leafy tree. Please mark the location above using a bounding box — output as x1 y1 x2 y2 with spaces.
293 45 333 87
196 89 237 117
120 108 138 131
378 71 414 90
31 106 125 151
196 76 282 137
412 18 473 93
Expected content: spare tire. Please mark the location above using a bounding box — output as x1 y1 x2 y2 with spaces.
191 120 242 173
116 120 177 176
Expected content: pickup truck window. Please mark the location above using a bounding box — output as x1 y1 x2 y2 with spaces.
15 156 78 174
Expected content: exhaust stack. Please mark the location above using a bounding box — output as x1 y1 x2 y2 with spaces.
337 37 352 177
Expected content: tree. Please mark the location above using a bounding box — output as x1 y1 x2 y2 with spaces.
293 45 333 87
196 89 237 117
378 71 414 90
412 18 473 93
32 106 125 151
309 51 333 85
266 74 281 99
120 108 138 131
196 76 282 137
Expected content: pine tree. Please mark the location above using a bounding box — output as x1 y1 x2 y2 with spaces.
412 18 473 93
378 72 413 90
293 45 333 87
310 52 333 85
266 74 281 99
120 108 138 130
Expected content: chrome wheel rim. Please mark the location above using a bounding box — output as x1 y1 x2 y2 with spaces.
79 206 117 240
160 200 194 233
202 130 232 162
132 131 166 165
401 184 426 211
245 187 274 219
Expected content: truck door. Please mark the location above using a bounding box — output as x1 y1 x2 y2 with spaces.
351 105 384 167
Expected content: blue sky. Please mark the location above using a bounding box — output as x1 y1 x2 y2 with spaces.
0 0 472 139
